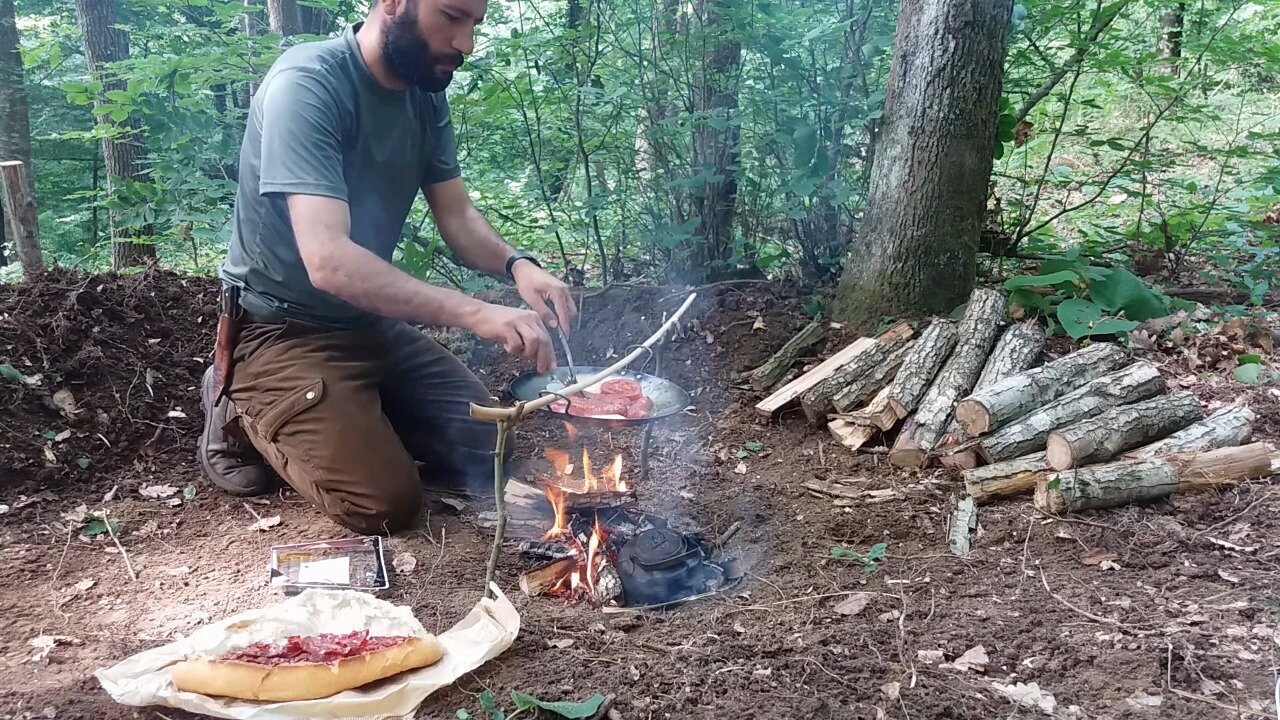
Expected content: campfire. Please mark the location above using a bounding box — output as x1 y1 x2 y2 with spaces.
518 447 740 609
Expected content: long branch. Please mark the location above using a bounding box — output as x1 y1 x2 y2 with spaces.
1014 0 1131 125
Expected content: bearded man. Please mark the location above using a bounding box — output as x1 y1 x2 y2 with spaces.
199 0 575 535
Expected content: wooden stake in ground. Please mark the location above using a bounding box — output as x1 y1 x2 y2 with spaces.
1125 405 1255 459
0 161 44 278
938 321 1046 468
884 318 958 419
954 342 1130 437
755 337 874 417
799 320 915 424
746 319 825 392
1035 443 1275 513
1045 391 1204 470
977 361 1164 463
831 341 914 413
962 452 1051 503
889 288 1006 467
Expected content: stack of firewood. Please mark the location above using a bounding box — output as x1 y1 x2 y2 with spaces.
751 288 1277 513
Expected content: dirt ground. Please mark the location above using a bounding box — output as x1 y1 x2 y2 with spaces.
3 271 1280 720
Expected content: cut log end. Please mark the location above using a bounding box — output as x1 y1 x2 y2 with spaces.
939 449 979 471
1045 432 1074 471
953 398 990 437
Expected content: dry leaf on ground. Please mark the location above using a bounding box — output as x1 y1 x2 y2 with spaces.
833 593 869 617
393 553 418 574
251 515 282 531
139 484 179 499
1080 548 1119 566
943 645 988 673
991 681 1057 715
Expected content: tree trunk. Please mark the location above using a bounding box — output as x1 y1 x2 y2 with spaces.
1045 391 1204 470
963 452 1051 503
0 162 43 277
885 318 959 420
677 0 742 282
977 361 1165 463
0 0 34 268
832 0 1014 328
1158 3 1184 76
1035 444 1274 514
747 321 825 392
1125 405 1255 459
890 287 1005 465
954 342 1130 436
74 0 156 269
800 320 914 424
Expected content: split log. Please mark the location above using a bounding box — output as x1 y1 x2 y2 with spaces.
962 452 1051 503
746 319 825 392
977 361 1165 463
828 418 878 453
1045 391 1204 470
519 557 577 596
953 343 1130 437
885 319 959 419
800 321 915 424
1125 405 1255 459
831 340 914 413
938 321 1046 468
889 288 1006 467
830 383 899 432
1035 443 1276 514
755 337 875 416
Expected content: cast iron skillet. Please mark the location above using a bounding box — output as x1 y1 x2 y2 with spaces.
509 365 693 429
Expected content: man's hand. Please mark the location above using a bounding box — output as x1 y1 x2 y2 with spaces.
512 260 578 334
467 302 557 373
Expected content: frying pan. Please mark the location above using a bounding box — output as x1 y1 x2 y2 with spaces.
509 365 693 429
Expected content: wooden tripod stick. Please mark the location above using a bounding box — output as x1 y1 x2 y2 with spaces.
475 292 698 597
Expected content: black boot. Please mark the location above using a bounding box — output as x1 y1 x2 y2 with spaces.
198 366 278 496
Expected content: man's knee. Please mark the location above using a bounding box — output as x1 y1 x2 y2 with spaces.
328 471 423 535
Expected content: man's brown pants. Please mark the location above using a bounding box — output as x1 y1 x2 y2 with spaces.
228 317 497 535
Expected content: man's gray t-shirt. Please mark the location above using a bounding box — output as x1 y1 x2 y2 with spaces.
220 23 460 328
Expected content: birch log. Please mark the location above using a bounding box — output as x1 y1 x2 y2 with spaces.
977 361 1165 463
1045 391 1204 470
800 321 914 424
962 452 1051 503
831 341 914 413
889 288 1006 467
1035 443 1275 514
884 319 958 419
746 319 825 392
1125 405 1255 459
953 342 1130 436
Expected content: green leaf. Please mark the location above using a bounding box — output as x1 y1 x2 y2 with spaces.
1057 299 1138 339
82 517 120 537
76 457 92 470
735 449 749 459
830 546 856 559
792 124 817 171
1008 288 1054 318
183 484 197 500
1003 270 1080 291
1238 353 1263 365
0 363 28 385
1234 363 1264 384
1087 268 1168 321
42 430 57 440
866 542 888 562
744 441 764 452
1047 478 1061 491
479 690 505 720
510 692 606 718
457 710 472 719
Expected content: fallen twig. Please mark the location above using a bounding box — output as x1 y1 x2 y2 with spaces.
102 509 137 582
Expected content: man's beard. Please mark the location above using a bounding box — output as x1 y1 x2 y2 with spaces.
382 8 463 91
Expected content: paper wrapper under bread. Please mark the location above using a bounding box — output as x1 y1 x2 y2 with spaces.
94 583 520 719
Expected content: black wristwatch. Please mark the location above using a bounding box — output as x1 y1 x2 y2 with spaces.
504 251 542 281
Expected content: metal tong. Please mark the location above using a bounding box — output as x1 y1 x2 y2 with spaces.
547 299 578 385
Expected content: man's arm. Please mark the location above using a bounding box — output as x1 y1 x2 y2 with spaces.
425 177 578 332
287 193 557 372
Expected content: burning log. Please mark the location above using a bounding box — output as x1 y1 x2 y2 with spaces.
519 558 577 597
939 321 1045 469
754 337 875 416
977 361 1165 463
1045 391 1204 470
962 452 1052 503
745 319 825 392
800 321 915 424
517 540 576 561
830 341 914 414
562 489 637 513
1034 443 1277 513
953 343 1130 437
890 288 1007 467
1125 405 1255 459
885 318 959 421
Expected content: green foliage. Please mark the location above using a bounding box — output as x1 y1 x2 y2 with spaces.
830 542 888 573
457 689 605 720
1005 257 1172 338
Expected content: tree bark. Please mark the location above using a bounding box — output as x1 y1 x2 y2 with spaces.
962 452 1051 503
0 0 34 269
746 319 825 392
74 0 156 269
832 0 1014 328
0 162 43 277
891 287 1005 465
831 341 914 414
1035 444 1274 514
885 318 959 419
1125 405 1255 459
954 342 1130 436
977 361 1165 463
800 320 914 424
1158 3 1185 77
1045 391 1204 470
755 337 876 416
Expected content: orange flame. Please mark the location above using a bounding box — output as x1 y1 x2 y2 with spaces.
542 484 568 540
582 449 594 492
569 571 581 592
585 519 602 595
